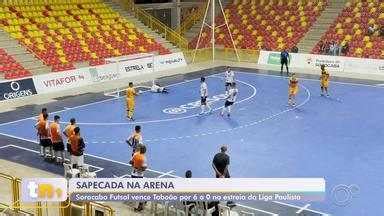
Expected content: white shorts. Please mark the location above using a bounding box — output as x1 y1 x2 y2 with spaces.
71 155 84 167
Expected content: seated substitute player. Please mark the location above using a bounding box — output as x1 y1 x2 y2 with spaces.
224 66 235 94
288 73 299 107
151 82 169 93
126 82 139 121
50 115 65 164
320 64 330 97
221 83 238 117
200 77 212 115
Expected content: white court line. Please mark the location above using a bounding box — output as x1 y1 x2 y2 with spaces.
0 144 12 149
296 204 311 214
156 170 175 178
0 132 329 215
0 132 180 179
143 83 311 142
235 203 278 216
0 74 212 127
236 71 384 89
0 71 330 215
58 76 257 125
273 201 329 215
118 174 131 178
0 144 104 173
1 70 381 127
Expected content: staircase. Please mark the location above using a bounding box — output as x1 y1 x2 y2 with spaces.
104 0 181 53
296 0 348 54
184 0 232 43
0 30 51 75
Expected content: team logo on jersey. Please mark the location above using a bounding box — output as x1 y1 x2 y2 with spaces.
163 94 227 115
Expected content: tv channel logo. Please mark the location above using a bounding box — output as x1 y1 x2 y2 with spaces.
21 178 68 202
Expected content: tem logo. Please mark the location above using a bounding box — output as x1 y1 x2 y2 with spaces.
22 178 67 202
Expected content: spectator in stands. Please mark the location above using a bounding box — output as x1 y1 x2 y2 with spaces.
126 125 143 155
131 144 147 212
324 41 330 54
330 41 339 56
368 25 376 36
329 42 334 55
280 49 290 74
291 46 299 53
318 41 325 54
341 42 349 56
380 26 384 37
70 127 85 168
337 42 342 56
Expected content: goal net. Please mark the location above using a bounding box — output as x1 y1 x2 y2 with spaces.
103 53 156 98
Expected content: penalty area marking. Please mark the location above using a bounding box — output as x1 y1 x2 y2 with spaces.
56 76 258 126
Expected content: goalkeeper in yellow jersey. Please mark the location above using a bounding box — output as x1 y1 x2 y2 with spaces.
126 82 138 121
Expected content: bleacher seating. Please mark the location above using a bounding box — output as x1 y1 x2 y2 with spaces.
189 0 328 51
0 48 31 79
312 1 384 59
0 0 170 72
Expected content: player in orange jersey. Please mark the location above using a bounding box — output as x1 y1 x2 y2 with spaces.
50 115 64 164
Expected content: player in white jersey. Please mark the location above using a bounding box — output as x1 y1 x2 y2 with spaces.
200 77 212 115
221 82 238 117
224 66 235 94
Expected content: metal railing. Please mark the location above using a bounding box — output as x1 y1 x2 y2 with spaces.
176 2 207 36
183 48 260 63
0 172 114 216
121 0 189 51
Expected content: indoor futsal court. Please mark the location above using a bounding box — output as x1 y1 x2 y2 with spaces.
0 67 383 215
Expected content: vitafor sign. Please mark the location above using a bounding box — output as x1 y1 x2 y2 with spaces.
0 78 37 101
33 69 91 94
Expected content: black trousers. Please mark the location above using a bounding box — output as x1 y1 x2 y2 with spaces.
281 59 289 73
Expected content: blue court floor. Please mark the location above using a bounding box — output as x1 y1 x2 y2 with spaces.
0 71 383 215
